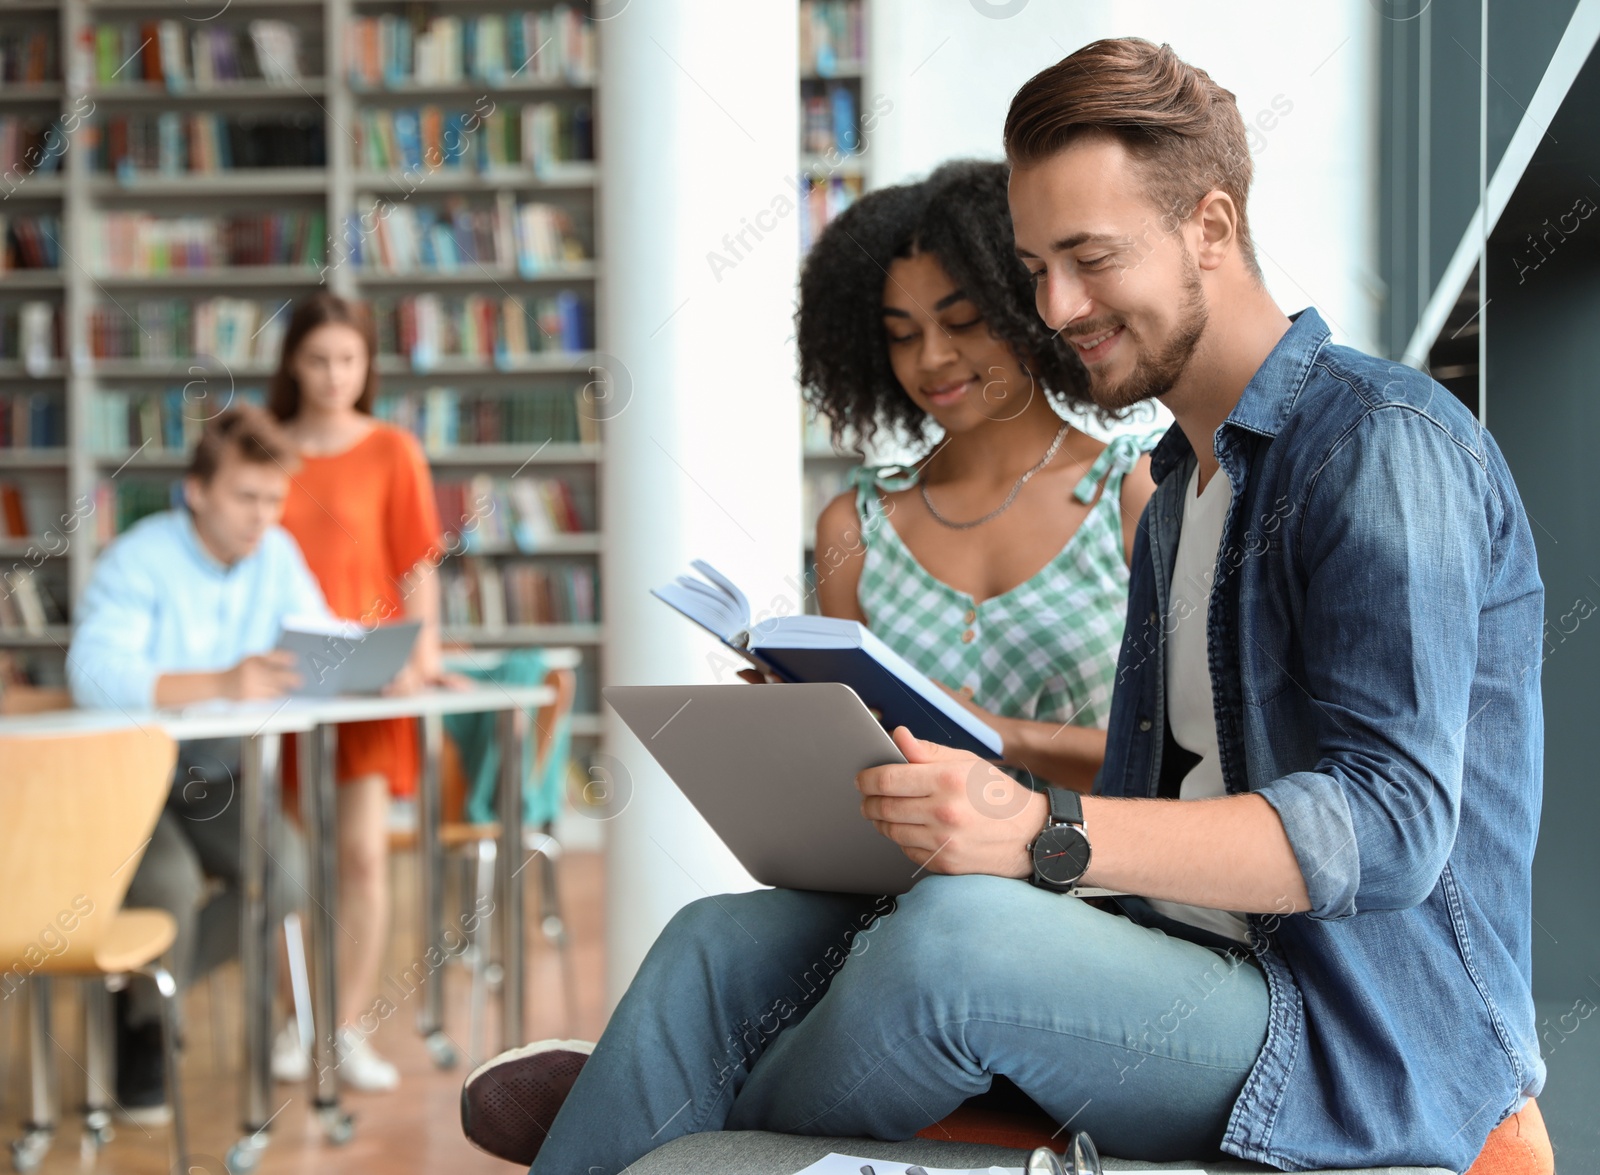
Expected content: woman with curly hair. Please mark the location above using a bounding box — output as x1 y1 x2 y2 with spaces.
804 160 1159 791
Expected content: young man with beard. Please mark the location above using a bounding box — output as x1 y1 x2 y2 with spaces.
461 39 1544 1173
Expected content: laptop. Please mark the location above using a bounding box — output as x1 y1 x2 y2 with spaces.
275 618 422 698
603 682 924 895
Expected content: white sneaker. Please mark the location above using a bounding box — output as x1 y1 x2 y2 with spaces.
271 1022 310 1083
335 1026 400 1092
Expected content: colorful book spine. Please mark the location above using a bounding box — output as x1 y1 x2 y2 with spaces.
91 20 303 88
88 112 325 174
0 393 65 449
374 387 583 450
372 293 590 365
91 212 326 272
441 557 597 629
86 297 290 363
347 8 595 88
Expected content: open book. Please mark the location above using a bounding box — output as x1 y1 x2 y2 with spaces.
651 561 1002 758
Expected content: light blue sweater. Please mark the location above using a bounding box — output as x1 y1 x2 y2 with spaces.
68 509 330 712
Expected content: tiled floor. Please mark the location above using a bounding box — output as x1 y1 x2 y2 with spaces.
0 850 607 1175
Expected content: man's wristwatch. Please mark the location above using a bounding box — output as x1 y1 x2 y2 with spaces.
1029 786 1091 893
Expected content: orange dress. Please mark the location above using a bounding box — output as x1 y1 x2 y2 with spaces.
280 422 443 798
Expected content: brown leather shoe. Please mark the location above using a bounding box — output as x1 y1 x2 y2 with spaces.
460 1040 594 1165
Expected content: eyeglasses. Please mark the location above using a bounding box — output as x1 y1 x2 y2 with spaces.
1027 1130 1103 1175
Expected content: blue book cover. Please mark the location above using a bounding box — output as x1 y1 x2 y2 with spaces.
385 19 410 87
461 18 478 80
831 87 858 153
161 389 186 451
392 109 423 171
653 561 1003 759
507 18 526 79
443 113 469 165
555 290 582 351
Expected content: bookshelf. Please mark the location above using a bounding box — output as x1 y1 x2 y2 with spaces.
797 0 871 606
0 0 607 762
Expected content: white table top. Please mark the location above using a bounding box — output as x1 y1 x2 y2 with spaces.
277 684 553 725
0 684 555 741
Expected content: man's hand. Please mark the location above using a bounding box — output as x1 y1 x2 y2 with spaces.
857 726 1048 878
224 650 302 700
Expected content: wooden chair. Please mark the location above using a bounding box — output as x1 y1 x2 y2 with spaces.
0 728 186 1175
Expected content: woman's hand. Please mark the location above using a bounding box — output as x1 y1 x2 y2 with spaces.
736 668 783 685
382 661 424 697
932 680 1017 751
383 658 471 696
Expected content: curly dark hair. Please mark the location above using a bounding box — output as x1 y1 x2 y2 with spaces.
797 159 1093 453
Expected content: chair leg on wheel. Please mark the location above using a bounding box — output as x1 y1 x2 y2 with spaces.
535 826 579 1037
138 963 188 1175
469 838 497 1062
81 979 115 1161
9 978 56 1174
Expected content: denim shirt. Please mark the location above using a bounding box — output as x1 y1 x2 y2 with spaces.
1099 310 1544 1172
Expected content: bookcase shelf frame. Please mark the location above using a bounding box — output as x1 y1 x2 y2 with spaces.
0 0 609 749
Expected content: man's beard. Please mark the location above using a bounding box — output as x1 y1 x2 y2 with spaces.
1080 256 1209 413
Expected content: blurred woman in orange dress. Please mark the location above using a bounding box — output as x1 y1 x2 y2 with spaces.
270 292 454 1092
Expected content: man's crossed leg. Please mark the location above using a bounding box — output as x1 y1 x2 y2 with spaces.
525 875 1267 1173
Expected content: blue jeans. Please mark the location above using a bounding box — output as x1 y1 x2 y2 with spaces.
533 875 1269 1173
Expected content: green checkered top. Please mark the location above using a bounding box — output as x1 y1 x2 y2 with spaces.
849 430 1161 731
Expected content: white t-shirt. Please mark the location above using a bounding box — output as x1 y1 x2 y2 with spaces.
1145 463 1251 944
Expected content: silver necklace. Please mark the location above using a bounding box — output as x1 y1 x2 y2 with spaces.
919 422 1071 530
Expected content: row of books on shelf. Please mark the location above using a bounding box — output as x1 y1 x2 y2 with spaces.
89 113 327 175
356 102 593 174
345 9 596 88
0 568 65 637
437 473 592 546
802 86 862 156
1 393 64 450
83 293 592 367
91 212 328 273
94 477 180 543
87 297 289 365
373 292 590 366
800 174 863 255
0 302 58 368
92 21 306 89
800 0 867 75
0 116 65 176
0 29 57 87
88 387 265 456
375 386 593 451
441 559 597 630
350 196 583 274
2 214 60 271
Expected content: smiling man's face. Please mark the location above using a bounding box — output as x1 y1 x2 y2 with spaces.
1010 134 1210 413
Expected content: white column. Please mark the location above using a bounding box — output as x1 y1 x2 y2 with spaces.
597 1 802 1009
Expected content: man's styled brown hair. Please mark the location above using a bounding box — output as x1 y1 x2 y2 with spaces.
187 403 298 484
1004 37 1260 278
267 291 379 420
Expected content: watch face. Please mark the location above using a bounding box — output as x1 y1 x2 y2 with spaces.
1033 824 1091 887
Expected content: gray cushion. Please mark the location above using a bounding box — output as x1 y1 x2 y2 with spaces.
622 1131 1452 1174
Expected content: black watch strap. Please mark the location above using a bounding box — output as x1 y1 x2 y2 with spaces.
1045 785 1084 829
